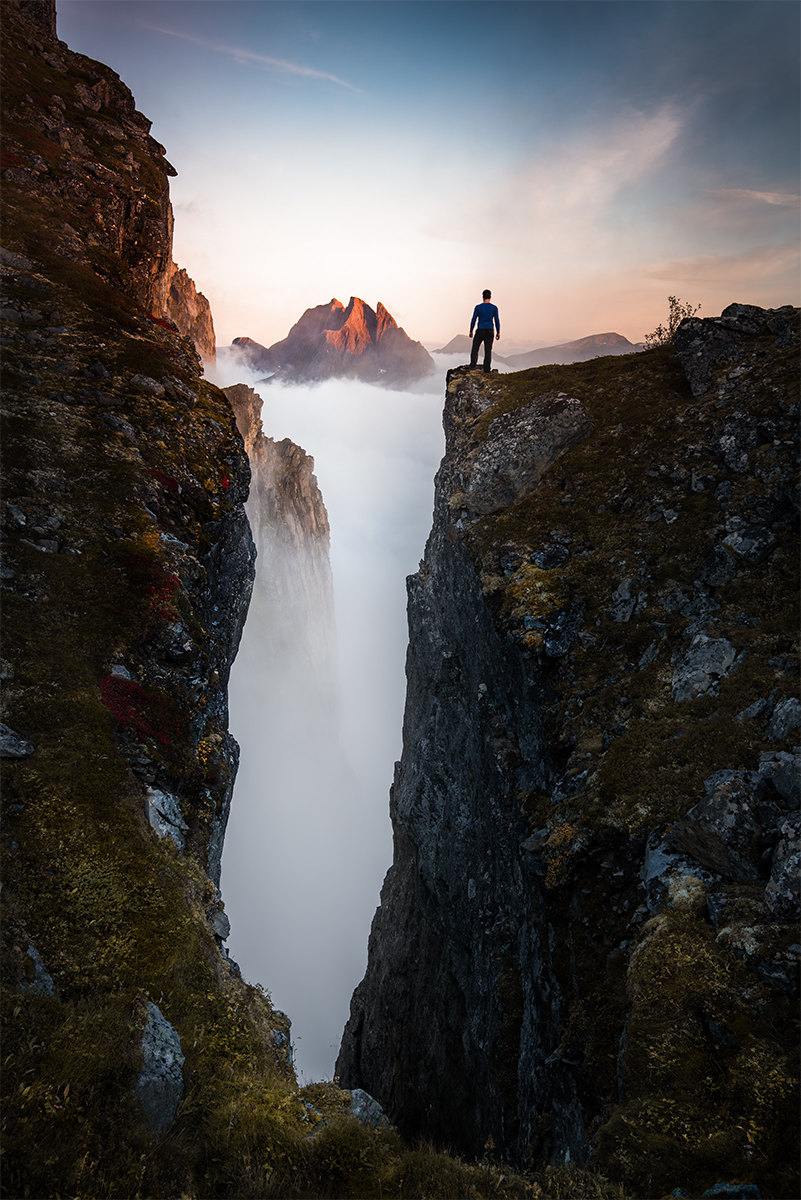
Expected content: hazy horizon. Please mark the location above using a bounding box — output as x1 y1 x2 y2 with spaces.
57 1 799 351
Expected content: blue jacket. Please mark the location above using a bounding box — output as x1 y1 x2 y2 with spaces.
471 302 500 334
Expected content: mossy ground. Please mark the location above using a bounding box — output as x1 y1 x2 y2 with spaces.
467 337 799 839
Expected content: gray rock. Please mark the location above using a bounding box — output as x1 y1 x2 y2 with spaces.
712 411 776 475
673 316 743 398
674 304 788 398
671 634 742 702
0 723 34 758
609 578 636 622
129 373 165 395
764 812 800 920
699 546 739 587
20 943 57 997
145 787 188 851
348 1088 389 1128
701 1182 763 1199
662 583 718 620
0 247 34 270
766 696 801 741
758 750 800 809
100 412 137 440
668 771 764 882
736 697 770 723
134 1002 185 1135
208 903 231 940
465 392 593 515
641 827 722 914
722 521 776 565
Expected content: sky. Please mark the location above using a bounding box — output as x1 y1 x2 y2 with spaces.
57 0 800 351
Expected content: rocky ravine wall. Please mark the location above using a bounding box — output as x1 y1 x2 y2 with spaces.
338 306 800 1198
0 6 343 1197
225 382 337 705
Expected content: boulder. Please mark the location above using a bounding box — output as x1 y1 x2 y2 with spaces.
674 303 797 398
764 812 800 920
20 942 57 997
348 1088 389 1129
766 696 801 741
465 392 593 515
671 634 743 702
145 787 188 851
0 723 34 758
134 1002 185 1136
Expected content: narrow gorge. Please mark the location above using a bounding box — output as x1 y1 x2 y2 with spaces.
1 3 798 1199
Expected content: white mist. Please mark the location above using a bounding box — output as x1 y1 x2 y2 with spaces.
217 360 449 1081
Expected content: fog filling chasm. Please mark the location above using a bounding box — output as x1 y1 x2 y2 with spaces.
218 359 450 1080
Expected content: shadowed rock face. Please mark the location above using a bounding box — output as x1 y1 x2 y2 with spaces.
0 5 301 1192
232 296 435 386
338 308 800 1198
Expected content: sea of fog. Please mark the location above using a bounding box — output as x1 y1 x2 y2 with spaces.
212 352 476 1081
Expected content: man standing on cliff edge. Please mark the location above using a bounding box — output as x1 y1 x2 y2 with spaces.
469 289 500 373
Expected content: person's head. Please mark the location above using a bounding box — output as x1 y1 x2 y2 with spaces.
482 290 491 300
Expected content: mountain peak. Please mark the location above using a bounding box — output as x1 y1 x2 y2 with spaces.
232 297 434 386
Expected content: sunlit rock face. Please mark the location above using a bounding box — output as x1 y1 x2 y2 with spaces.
167 263 216 361
338 309 800 1198
231 296 435 386
225 383 338 711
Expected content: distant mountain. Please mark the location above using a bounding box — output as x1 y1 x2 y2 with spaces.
432 330 642 368
501 332 642 369
232 297 434 386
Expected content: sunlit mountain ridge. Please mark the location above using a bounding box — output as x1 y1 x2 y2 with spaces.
231 296 434 387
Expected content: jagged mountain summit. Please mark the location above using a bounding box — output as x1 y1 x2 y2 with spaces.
231 296 435 387
434 330 642 367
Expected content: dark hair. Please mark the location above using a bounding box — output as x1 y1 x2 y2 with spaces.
482 290 491 299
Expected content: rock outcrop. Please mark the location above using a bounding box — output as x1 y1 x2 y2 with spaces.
225 383 338 707
338 308 800 1198
0 6 298 1195
232 296 435 386
167 262 216 361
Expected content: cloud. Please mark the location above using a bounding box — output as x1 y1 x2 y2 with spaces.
646 242 800 284
707 189 800 208
138 22 362 92
424 104 683 254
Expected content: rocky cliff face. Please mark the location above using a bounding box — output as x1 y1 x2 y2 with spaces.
168 263 216 362
232 295 435 386
0 7 315 1196
338 305 800 1198
225 383 338 708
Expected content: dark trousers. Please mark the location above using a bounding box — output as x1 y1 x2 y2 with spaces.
470 327 494 372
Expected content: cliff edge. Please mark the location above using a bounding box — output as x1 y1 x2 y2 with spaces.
338 306 800 1198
